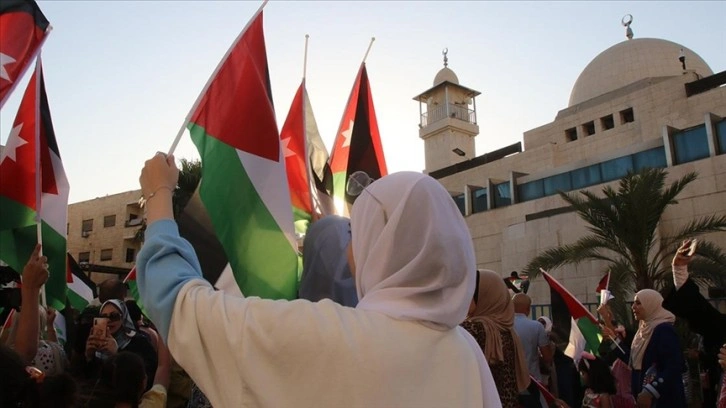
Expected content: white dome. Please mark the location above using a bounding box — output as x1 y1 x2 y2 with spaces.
434 67 459 86
568 38 713 106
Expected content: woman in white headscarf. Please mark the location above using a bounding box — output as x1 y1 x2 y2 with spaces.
629 289 686 408
136 153 500 407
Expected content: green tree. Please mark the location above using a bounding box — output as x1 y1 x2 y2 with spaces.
523 168 726 319
173 158 202 219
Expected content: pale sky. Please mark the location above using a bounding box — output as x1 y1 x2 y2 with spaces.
1 1 724 204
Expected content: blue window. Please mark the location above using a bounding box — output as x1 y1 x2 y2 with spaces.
716 120 726 155
600 156 633 182
472 187 488 213
633 147 667 171
543 173 572 196
673 125 709 164
517 180 544 202
571 165 601 189
452 193 466 215
493 182 511 208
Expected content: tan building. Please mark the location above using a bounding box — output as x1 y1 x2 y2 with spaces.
67 189 144 284
416 36 726 305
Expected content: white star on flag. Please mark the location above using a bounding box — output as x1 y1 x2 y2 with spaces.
0 52 17 82
341 120 354 147
281 137 296 158
0 123 27 164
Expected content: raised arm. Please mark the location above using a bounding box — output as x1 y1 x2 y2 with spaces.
15 244 49 363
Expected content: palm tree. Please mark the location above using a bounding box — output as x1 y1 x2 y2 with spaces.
523 168 726 316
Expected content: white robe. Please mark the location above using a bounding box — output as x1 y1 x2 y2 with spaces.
168 279 500 407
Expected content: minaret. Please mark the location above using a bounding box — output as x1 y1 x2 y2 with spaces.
413 49 481 173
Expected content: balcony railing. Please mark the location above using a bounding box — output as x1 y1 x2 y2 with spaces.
420 103 476 128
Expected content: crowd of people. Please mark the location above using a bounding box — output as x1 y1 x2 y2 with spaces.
1 152 725 407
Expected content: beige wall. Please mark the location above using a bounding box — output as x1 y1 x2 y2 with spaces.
67 189 143 284
436 71 726 306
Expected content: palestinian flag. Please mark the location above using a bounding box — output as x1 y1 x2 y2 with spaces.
542 271 601 360
595 271 610 293
280 80 333 236
123 266 154 316
0 0 51 108
66 253 95 311
329 63 387 216
0 62 69 310
187 11 298 300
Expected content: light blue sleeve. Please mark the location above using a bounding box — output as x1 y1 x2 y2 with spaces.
136 219 210 342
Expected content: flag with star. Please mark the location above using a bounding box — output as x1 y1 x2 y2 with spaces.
329 63 387 216
0 62 69 310
280 80 334 236
184 10 298 300
0 0 51 109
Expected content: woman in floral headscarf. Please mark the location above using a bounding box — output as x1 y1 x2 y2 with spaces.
461 269 530 407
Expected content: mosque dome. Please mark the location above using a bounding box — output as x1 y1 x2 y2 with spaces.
568 38 713 106
434 67 459 86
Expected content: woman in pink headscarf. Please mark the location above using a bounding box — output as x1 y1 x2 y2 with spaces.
629 289 686 408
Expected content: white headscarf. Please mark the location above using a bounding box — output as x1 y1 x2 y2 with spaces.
350 171 476 330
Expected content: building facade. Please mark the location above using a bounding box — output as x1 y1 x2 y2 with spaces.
417 37 726 305
67 189 144 284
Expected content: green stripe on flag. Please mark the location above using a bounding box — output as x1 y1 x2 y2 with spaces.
0 196 37 232
190 124 298 300
576 317 602 355
0 218 67 310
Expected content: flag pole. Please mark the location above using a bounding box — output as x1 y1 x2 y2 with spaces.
122 266 135 284
0 309 16 339
301 35 317 221
0 26 53 110
361 37 375 65
167 0 270 156
33 56 47 308
303 34 309 81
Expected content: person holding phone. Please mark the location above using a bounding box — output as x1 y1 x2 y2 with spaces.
84 300 157 391
663 239 726 408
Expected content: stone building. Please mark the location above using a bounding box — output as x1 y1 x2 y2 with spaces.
416 35 726 305
67 189 143 284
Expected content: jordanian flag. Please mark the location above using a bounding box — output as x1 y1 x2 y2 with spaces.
0 62 69 310
188 11 298 300
280 80 333 236
542 271 601 360
66 253 95 311
329 63 387 216
0 0 50 108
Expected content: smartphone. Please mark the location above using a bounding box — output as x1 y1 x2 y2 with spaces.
687 239 697 257
92 317 107 338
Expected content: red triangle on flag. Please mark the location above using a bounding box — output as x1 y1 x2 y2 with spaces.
189 12 278 162
0 0 51 107
0 70 38 209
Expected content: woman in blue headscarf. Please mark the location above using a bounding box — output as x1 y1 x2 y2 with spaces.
299 215 358 307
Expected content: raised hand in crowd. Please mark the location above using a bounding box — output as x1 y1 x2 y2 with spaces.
15 244 49 363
